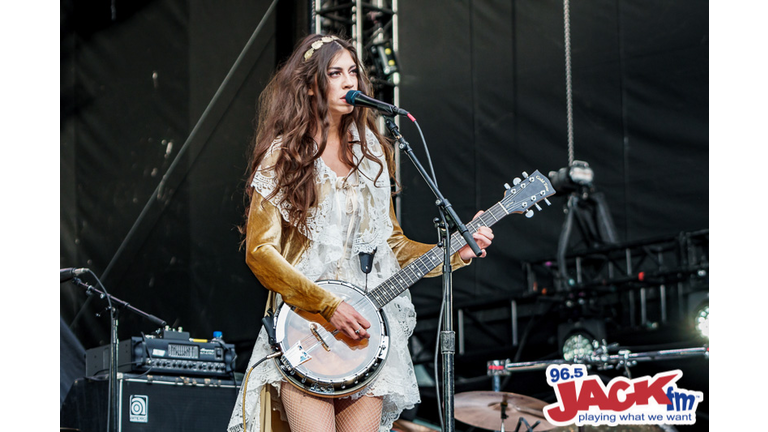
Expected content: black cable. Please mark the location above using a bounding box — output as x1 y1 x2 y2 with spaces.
90 360 154 378
496 298 555 392
434 290 446 430
211 335 240 387
75 269 115 321
513 297 552 363
410 117 439 186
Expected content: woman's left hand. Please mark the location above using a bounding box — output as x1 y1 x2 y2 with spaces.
458 211 494 261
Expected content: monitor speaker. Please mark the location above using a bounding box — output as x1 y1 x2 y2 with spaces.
60 374 239 432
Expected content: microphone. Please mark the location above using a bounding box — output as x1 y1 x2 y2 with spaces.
61 267 88 283
359 248 377 275
345 90 410 117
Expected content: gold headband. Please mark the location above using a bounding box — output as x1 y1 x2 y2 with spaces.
303 36 341 61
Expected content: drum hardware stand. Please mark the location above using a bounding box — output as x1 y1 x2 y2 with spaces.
487 343 709 376
485 362 547 432
384 118 482 432
512 417 541 432
67 272 167 432
501 394 545 432
499 395 509 431
514 417 542 432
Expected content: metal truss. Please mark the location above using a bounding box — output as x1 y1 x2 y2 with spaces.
311 0 399 103
311 0 403 216
409 230 709 366
525 229 709 328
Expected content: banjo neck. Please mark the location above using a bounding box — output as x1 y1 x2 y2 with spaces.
366 170 553 310
365 202 502 310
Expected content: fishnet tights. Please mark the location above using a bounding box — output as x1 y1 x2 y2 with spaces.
280 381 383 432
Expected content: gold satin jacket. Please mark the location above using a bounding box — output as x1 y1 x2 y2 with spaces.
244 192 471 321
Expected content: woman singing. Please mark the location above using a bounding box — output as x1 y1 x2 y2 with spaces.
227 34 494 432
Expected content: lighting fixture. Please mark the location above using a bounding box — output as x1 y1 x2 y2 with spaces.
694 302 709 339
562 332 596 362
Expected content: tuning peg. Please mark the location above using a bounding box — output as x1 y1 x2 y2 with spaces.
529 196 542 211
544 198 551 206
522 171 529 178
504 183 512 191
525 210 534 218
513 177 521 186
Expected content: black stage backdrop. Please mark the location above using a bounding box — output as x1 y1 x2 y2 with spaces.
397 0 707 305
61 0 708 428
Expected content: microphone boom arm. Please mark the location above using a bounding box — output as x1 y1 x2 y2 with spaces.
384 119 482 257
70 278 167 328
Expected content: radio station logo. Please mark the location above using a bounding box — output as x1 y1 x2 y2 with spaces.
542 364 703 427
129 395 149 423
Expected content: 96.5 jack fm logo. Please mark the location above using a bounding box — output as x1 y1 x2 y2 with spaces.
542 364 704 427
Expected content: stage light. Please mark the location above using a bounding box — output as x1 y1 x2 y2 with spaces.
562 332 596 361
558 319 606 361
369 41 399 77
694 302 709 339
548 160 594 194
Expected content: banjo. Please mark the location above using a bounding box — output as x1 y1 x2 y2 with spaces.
270 170 554 397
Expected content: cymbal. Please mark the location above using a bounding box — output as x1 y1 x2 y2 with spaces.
454 391 556 431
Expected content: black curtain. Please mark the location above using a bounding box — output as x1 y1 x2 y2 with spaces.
60 0 279 392
396 0 707 310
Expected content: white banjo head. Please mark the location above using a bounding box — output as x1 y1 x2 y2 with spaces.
273 280 390 397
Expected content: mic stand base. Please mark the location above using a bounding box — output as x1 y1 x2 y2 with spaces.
440 329 456 431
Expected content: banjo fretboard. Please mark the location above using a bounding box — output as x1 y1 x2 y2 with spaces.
365 170 552 309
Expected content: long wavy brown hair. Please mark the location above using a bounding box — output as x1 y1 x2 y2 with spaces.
243 34 396 237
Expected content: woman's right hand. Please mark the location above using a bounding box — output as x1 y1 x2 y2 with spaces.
329 301 371 340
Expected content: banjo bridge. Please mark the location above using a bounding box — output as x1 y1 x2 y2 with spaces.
310 323 331 352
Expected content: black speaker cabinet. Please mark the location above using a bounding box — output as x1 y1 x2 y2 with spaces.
60 374 239 432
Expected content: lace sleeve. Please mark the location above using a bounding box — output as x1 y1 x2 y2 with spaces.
251 138 286 213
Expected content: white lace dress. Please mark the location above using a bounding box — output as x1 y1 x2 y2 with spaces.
227 124 420 432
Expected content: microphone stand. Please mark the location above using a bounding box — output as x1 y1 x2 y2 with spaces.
384 118 481 432
70 277 167 432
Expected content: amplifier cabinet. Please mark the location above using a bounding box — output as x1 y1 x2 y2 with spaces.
60 373 239 432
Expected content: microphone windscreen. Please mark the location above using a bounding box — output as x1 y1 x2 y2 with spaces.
345 90 361 105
